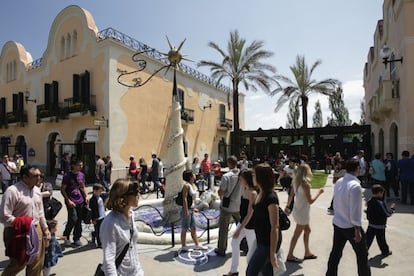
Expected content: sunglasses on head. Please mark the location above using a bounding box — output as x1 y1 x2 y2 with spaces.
124 182 140 196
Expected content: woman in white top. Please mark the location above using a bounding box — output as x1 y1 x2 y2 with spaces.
180 169 206 251
100 179 144 276
191 157 201 177
285 163 324 262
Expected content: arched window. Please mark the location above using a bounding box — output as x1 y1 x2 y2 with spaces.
65 33 71 58
389 123 398 159
60 36 65 60
71 30 77 56
378 129 384 157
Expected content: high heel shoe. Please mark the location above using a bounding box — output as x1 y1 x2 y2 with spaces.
223 273 238 276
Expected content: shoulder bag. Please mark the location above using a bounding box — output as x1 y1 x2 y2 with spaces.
279 207 290 231
94 228 133 276
222 175 239 208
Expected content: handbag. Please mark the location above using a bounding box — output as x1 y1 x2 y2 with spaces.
279 207 290 231
44 197 63 220
175 187 193 208
94 228 133 276
222 175 239 208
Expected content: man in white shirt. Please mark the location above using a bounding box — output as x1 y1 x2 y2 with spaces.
353 150 367 185
215 155 242 256
326 159 371 276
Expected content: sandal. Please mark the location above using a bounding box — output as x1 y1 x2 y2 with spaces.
304 254 318 260
286 256 302 263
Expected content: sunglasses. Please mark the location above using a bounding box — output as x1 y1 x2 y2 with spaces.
124 182 140 196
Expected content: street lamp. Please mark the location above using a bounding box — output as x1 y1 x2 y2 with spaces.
24 90 36 104
380 45 403 68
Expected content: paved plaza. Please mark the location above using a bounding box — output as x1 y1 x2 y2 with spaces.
1 173 413 275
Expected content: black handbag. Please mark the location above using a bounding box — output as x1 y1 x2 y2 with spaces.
175 186 193 207
222 175 239 208
279 207 291 231
44 197 63 220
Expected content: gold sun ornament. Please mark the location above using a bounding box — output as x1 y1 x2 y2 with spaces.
117 36 191 88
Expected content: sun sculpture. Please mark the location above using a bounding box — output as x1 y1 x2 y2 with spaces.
118 37 190 224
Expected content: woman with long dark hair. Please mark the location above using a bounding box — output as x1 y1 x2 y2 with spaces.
224 169 258 276
246 163 280 276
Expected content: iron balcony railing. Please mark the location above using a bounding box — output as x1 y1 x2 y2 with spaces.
6 110 28 125
218 118 233 129
181 108 194 123
26 27 231 93
63 95 97 114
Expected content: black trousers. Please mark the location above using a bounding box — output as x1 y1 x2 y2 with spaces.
366 226 390 255
326 225 371 276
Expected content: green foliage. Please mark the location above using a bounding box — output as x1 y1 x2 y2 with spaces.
311 171 328 188
312 100 323 127
328 86 352 126
271 55 339 129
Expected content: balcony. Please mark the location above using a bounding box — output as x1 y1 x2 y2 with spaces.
181 108 194 124
63 95 96 115
36 103 69 123
368 80 399 123
378 80 399 113
217 118 233 130
6 110 28 126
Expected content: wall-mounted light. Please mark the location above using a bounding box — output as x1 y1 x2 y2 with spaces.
380 45 403 68
203 103 212 110
24 90 36 104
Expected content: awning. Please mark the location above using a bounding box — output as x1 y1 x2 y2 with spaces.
290 139 303 146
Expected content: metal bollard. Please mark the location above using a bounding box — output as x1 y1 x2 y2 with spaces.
171 222 175 247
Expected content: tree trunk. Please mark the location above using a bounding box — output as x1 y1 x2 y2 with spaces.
232 80 240 156
302 95 309 156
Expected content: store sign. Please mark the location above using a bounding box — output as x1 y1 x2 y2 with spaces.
85 129 99 142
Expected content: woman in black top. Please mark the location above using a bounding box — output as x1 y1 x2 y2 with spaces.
246 163 280 276
224 169 258 276
138 157 148 193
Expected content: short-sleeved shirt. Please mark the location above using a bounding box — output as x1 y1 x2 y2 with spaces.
63 171 85 205
253 192 279 246
151 158 160 179
219 169 242 212
200 159 211 174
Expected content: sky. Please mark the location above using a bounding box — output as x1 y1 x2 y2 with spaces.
0 0 384 130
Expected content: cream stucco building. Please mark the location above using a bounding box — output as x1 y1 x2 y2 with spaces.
364 0 414 159
0 5 242 181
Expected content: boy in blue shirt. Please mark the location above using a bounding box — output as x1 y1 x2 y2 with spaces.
89 183 106 248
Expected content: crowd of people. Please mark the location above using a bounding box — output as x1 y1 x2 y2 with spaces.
0 148 412 275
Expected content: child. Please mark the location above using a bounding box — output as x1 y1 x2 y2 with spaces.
195 174 207 196
366 184 395 257
43 220 63 276
89 183 106 248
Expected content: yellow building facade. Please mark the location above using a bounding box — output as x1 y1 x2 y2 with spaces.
364 0 414 158
0 5 242 181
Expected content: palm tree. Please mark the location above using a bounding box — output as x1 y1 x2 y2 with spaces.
198 30 276 155
272 55 339 129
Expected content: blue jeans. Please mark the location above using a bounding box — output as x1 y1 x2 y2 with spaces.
98 172 109 191
180 209 195 229
246 243 273 276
